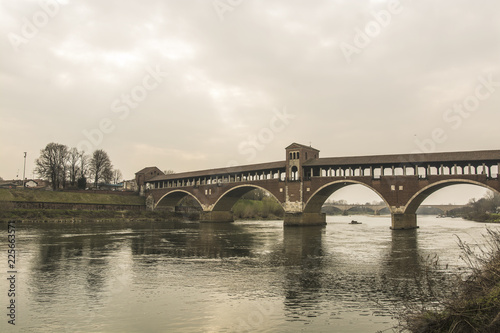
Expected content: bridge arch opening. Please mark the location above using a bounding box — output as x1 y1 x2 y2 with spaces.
155 190 203 211
211 185 284 217
304 181 389 215
404 180 500 216
290 166 299 181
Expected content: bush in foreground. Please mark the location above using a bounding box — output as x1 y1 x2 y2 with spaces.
397 229 500 332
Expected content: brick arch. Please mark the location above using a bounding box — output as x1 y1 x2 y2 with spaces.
303 180 389 214
212 184 285 212
403 179 500 215
155 189 203 210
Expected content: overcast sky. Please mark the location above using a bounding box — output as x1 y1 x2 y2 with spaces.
1 0 499 204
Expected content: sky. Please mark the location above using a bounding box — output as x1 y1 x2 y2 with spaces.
1 0 499 204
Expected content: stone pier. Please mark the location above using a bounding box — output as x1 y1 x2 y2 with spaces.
391 213 418 230
284 212 327 226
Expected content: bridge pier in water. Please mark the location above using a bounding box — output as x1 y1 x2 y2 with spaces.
284 212 327 227
391 213 418 230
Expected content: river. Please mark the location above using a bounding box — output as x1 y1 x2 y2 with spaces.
1 215 498 332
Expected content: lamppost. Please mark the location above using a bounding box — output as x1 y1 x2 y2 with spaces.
22 152 27 188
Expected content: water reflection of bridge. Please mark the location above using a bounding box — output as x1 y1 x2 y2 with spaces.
26 220 452 329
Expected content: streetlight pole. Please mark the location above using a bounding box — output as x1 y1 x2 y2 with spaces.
22 152 27 188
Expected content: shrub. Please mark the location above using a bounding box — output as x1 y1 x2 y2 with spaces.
397 229 500 333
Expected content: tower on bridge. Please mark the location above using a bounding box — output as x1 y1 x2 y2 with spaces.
285 143 320 181
283 143 326 225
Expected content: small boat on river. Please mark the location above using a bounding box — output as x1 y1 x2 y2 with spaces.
350 220 362 224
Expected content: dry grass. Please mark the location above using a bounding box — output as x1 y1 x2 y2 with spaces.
395 229 500 333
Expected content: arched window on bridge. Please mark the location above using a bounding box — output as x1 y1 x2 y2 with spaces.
291 166 298 181
289 151 299 160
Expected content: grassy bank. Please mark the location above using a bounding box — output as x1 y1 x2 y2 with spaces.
0 188 145 205
399 229 500 332
465 213 500 224
0 208 195 222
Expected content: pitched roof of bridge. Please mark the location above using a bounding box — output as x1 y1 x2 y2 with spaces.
286 142 320 152
135 166 163 175
145 149 500 182
304 149 500 167
148 160 286 181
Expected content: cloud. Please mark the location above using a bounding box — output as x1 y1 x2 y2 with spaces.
0 0 499 190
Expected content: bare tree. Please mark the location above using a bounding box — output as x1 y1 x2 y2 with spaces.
67 147 81 186
112 169 123 184
89 149 113 188
79 152 89 178
35 143 69 190
103 168 113 184
76 152 89 189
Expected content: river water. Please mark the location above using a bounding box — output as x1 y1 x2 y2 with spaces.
1 215 498 333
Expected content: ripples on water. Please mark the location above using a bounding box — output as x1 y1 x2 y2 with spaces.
0 216 498 332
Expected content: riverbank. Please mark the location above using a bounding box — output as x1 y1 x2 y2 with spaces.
0 208 198 222
0 188 145 205
464 213 500 223
450 192 500 223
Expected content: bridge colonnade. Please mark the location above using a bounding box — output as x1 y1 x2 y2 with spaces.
305 163 499 179
148 168 287 190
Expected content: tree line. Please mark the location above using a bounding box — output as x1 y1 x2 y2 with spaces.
455 191 500 222
35 142 122 190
